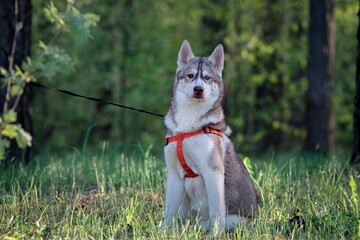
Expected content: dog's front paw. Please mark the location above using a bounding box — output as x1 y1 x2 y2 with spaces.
209 228 219 238
208 220 225 237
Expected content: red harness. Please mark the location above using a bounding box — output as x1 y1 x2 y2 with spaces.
165 127 223 178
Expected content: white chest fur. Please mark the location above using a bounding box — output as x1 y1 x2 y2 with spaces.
164 134 225 221
165 90 223 135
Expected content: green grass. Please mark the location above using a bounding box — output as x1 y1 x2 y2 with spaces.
0 146 359 239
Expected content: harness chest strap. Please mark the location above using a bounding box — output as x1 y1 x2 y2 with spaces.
165 127 223 178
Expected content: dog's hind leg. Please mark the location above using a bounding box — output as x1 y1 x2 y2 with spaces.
178 194 191 224
187 216 211 232
191 215 245 232
225 214 245 230
197 219 211 231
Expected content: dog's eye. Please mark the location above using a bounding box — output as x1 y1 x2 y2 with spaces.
187 74 194 79
204 76 211 80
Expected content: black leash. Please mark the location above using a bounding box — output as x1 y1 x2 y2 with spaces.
29 82 165 118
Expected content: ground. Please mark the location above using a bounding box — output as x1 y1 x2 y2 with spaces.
0 145 359 239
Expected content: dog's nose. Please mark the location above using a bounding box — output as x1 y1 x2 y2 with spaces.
194 86 204 96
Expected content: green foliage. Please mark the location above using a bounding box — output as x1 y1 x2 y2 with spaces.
29 1 357 154
334 1 357 147
0 0 99 163
243 156 264 202
44 1 99 40
243 156 254 178
349 176 359 215
37 41 75 79
0 61 34 160
0 149 359 239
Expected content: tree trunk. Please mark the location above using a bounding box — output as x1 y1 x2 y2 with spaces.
304 0 334 154
351 1 360 171
0 0 32 163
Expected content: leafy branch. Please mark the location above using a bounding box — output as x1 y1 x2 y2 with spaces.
0 0 99 163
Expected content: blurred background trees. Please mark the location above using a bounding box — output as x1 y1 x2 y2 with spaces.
25 0 357 156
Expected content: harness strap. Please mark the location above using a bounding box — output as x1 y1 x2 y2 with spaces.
165 127 223 178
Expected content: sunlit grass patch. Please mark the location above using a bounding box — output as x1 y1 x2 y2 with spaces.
0 147 359 239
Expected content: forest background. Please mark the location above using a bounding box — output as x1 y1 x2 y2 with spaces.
27 0 357 156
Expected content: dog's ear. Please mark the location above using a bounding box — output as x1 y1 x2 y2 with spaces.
208 44 224 75
177 40 195 70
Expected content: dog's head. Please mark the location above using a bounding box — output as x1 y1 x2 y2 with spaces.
174 40 224 102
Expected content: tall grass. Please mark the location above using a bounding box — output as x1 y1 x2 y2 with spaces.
0 146 359 239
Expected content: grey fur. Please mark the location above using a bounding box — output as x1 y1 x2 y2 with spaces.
224 140 258 217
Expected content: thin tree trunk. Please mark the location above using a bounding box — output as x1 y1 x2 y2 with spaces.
351 0 360 171
304 0 334 154
0 0 32 163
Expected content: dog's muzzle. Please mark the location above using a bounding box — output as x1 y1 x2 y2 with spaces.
193 86 204 98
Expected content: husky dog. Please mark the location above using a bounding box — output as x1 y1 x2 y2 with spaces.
163 40 257 233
